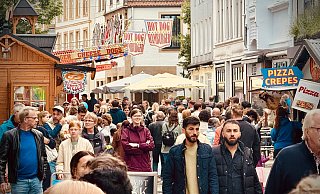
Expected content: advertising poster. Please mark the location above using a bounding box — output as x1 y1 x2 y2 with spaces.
62 71 87 94
128 172 157 194
145 19 173 48
261 67 303 88
292 79 320 112
123 31 147 56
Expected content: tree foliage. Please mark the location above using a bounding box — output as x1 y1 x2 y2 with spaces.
290 5 320 39
0 0 62 33
178 0 191 78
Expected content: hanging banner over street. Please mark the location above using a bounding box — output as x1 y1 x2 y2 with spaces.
96 61 118 72
145 19 173 48
292 79 320 112
261 67 303 88
62 71 87 94
53 44 127 64
123 31 147 56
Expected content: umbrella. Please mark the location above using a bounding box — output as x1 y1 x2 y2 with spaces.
122 73 206 92
91 72 152 94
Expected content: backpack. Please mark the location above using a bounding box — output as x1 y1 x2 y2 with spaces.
162 124 177 147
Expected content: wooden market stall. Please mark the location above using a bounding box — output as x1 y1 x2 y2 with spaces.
0 31 60 123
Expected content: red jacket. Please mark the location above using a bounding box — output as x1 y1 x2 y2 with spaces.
121 124 154 172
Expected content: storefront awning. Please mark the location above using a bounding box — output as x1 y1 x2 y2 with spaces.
248 86 298 92
241 55 262 64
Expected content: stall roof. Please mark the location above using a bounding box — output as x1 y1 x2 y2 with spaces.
291 39 320 68
18 34 57 53
13 0 38 16
0 32 60 61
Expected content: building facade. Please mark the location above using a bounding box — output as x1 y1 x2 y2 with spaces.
190 0 245 102
54 0 186 102
189 0 313 103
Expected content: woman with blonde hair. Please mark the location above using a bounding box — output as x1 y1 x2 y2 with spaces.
38 111 50 126
70 97 80 107
44 180 104 194
56 120 94 179
82 112 106 155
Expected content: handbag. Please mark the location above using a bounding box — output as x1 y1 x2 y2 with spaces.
45 145 58 162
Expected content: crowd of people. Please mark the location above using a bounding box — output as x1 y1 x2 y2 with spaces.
0 92 319 194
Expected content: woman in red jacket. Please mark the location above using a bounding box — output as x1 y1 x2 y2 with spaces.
121 109 155 172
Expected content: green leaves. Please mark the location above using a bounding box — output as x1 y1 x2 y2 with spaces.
290 5 320 39
177 0 191 78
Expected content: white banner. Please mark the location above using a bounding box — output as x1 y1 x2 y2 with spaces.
292 79 320 112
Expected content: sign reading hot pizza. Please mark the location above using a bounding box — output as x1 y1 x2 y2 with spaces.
261 67 303 88
62 71 87 94
145 19 173 48
123 31 147 56
292 79 320 112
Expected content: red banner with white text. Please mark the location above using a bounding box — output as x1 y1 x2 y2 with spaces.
123 31 147 56
145 20 173 48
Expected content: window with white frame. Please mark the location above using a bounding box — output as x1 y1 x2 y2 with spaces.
232 64 244 101
216 67 225 102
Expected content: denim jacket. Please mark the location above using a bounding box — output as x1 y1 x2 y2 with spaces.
162 140 219 194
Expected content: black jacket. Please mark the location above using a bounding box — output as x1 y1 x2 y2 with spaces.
212 142 262 194
148 121 165 145
0 127 48 184
237 119 261 166
265 141 319 194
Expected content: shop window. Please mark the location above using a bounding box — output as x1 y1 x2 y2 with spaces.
14 86 47 111
216 67 225 102
161 14 181 48
232 65 244 101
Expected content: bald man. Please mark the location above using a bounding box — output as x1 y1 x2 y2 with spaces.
212 108 221 118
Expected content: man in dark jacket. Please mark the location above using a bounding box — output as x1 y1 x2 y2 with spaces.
87 92 98 112
148 111 165 172
0 106 48 194
265 109 320 194
109 100 127 125
231 104 261 166
0 103 25 141
213 120 262 194
162 116 219 194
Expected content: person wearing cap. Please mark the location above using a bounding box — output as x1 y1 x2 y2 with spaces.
62 101 70 117
43 106 66 180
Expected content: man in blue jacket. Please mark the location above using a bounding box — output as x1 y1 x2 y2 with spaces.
162 116 219 194
108 100 127 125
0 103 25 141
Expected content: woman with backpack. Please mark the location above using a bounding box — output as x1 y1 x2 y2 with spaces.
161 110 182 169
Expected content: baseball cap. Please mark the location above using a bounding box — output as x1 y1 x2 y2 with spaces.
63 101 69 106
53 106 64 114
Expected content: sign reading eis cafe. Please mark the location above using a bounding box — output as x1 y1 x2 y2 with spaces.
261 67 304 88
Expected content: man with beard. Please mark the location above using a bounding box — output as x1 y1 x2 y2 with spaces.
212 120 262 194
162 116 219 194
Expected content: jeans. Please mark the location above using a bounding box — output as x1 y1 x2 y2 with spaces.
48 161 56 181
11 177 43 194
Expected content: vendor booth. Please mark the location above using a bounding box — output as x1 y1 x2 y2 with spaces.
0 31 60 123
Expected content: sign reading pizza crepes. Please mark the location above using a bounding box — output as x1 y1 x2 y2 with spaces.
292 79 320 112
62 71 87 94
123 31 147 56
145 19 173 48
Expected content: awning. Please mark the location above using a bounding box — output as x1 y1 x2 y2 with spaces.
241 55 261 64
248 86 298 92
